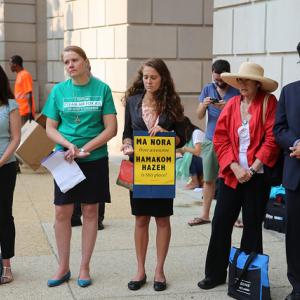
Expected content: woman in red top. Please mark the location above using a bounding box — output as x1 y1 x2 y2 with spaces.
198 62 280 290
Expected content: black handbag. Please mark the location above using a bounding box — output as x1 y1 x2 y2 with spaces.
264 194 286 233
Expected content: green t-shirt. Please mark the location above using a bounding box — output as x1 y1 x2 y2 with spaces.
42 77 117 162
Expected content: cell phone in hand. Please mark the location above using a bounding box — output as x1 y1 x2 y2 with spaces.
210 97 220 104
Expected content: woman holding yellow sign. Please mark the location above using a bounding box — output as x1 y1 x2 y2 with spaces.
122 58 185 292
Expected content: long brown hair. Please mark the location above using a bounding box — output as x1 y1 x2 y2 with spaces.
125 58 184 121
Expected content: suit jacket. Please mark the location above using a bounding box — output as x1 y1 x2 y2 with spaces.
274 80 300 191
122 94 186 148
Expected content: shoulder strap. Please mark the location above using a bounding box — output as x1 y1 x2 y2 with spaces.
232 252 257 288
262 94 270 125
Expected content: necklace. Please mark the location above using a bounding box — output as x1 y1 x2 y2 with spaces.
75 115 81 124
72 84 81 124
240 100 251 125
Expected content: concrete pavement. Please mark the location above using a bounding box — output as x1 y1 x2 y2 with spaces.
0 155 290 299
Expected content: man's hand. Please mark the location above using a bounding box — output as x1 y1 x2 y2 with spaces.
212 99 226 110
203 97 212 108
290 144 300 159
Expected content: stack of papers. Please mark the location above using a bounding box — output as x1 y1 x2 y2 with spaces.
42 150 86 193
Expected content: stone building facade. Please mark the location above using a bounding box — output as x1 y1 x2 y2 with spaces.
1 0 299 150
214 0 300 98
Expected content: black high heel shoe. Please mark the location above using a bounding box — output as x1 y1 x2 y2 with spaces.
128 275 147 290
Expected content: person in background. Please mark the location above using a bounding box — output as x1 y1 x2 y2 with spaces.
9 55 35 125
0 65 21 284
188 60 240 226
198 62 279 291
273 42 300 300
122 58 185 292
42 45 117 288
176 116 204 190
71 201 105 230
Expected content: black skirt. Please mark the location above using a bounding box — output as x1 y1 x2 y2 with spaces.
130 192 173 217
54 157 111 205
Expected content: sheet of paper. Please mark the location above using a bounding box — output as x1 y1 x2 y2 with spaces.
42 150 86 193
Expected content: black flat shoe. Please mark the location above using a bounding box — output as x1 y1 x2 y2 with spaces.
98 221 104 231
153 280 167 291
128 275 147 291
197 277 226 290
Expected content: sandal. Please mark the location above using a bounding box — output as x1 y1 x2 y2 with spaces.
185 183 199 190
0 266 14 284
188 217 211 226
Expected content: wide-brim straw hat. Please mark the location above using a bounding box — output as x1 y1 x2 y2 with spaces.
221 62 278 93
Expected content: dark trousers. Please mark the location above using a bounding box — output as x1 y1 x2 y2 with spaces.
189 155 203 177
286 185 300 292
204 175 270 281
72 201 105 222
0 162 17 259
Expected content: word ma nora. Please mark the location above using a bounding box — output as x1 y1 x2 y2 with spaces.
136 138 172 146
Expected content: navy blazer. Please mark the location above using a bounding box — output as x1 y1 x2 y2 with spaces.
274 80 300 190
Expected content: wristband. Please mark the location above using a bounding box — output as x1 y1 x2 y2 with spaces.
249 167 256 175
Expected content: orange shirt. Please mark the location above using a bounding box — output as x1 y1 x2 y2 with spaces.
14 69 35 116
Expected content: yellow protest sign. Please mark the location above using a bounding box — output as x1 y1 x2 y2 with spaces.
134 134 175 185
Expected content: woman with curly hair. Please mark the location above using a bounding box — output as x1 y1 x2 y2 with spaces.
121 58 185 292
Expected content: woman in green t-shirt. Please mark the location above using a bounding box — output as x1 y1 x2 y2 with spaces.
43 46 117 288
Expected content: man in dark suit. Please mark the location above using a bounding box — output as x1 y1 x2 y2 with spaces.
274 42 300 300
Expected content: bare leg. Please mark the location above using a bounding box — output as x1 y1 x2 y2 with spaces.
51 204 74 279
79 203 99 280
132 216 151 281
154 216 171 282
200 181 216 221
2 259 11 268
1 259 13 284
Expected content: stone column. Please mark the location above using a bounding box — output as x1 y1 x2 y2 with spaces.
47 0 213 152
0 0 38 108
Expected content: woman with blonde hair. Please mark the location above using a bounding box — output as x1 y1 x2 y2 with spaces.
43 46 117 287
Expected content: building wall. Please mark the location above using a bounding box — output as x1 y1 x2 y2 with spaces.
1 1 213 147
48 0 213 151
213 0 300 98
0 0 40 109
46 0 65 108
